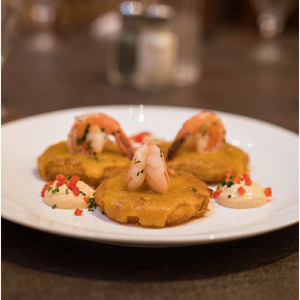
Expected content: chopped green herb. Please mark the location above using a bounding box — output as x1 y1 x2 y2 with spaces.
160 150 163 158
66 188 69 194
52 189 56 194
135 160 141 164
223 130 226 135
240 179 244 181
101 128 105 132
228 195 232 198
47 186 53 192
230 176 234 179
226 180 234 188
137 172 140 177
67 175 71 181
191 187 197 192
102 211 105 215
223 139 226 143
87 197 96 211
76 138 82 145
221 180 226 187
80 191 86 196
52 204 57 209
141 169 144 173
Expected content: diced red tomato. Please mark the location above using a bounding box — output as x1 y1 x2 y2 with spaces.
211 189 223 198
233 176 241 184
41 181 54 197
264 187 272 197
69 175 80 186
55 174 67 187
242 174 251 180
74 209 83 216
67 182 80 196
238 186 246 195
245 179 252 186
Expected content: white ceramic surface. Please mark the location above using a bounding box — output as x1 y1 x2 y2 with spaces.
2 105 299 247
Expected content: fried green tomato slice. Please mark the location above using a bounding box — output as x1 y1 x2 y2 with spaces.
160 142 249 184
94 171 210 228
37 141 130 188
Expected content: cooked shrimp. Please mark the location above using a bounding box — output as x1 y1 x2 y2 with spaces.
125 141 169 193
167 111 226 160
67 113 134 159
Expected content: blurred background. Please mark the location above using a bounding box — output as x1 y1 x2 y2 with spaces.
2 0 299 131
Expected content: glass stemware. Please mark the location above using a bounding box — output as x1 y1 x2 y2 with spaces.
250 0 297 65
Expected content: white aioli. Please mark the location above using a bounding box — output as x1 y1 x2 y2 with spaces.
44 180 95 209
216 181 268 209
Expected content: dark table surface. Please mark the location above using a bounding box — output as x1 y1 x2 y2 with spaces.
2 28 299 300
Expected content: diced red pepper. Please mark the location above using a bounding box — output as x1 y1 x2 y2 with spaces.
225 172 235 181
83 196 90 203
69 175 80 186
243 174 251 180
245 179 252 186
67 182 80 196
233 176 241 184
41 181 54 197
56 174 67 187
74 209 83 216
238 186 246 195
264 187 272 197
211 189 223 198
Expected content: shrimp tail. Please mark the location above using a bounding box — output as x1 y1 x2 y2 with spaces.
115 129 135 159
167 137 185 160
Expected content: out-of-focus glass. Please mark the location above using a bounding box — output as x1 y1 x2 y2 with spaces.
2 0 23 64
106 0 202 91
250 0 297 65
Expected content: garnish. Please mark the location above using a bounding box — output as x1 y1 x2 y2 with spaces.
141 169 144 173
228 195 232 198
80 191 86 196
86 197 96 211
191 187 197 192
201 124 209 136
74 208 83 216
41 181 54 197
237 186 246 195
66 188 69 194
243 174 251 181
47 186 53 192
211 189 223 198
52 204 57 209
137 172 140 177
245 179 252 186
56 174 67 187
76 138 82 145
264 187 272 197
135 160 141 164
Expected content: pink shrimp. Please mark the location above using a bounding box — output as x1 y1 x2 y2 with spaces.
167 111 226 160
125 141 169 193
67 113 134 159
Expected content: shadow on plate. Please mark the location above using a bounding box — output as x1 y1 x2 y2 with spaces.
2 219 298 282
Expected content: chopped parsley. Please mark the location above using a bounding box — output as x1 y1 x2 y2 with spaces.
141 169 144 173
228 195 232 198
67 175 71 181
66 188 69 194
137 172 140 177
80 191 86 196
51 187 59 194
87 197 96 211
52 204 57 209
135 160 141 164
226 180 234 188
47 186 53 192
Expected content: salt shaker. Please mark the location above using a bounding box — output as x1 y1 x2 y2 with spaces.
106 1 143 87
133 4 178 91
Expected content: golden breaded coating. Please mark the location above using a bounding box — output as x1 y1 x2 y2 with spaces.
37 141 130 188
94 171 210 228
160 142 249 184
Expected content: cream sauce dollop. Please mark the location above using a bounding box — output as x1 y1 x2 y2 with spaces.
44 180 95 209
216 181 268 209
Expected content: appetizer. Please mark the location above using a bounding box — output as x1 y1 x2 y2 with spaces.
38 113 134 188
161 111 249 183
94 140 210 227
211 173 272 208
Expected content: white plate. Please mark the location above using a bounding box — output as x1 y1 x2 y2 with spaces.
2 105 299 247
